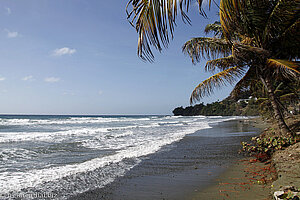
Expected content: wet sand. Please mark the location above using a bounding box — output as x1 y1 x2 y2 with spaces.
191 158 274 200
69 119 262 200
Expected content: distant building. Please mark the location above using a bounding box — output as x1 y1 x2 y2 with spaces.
237 96 257 104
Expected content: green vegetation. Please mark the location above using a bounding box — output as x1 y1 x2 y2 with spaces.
242 136 299 159
173 98 259 116
182 1 299 136
241 115 300 161
126 1 300 195
126 0 300 136
255 81 300 120
126 1 300 196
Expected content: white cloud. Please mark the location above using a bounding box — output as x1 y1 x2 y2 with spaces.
52 47 76 56
22 75 34 81
98 90 103 95
4 29 19 38
44 77 60 83
63 91 75 96
0 77 6 81
5 7 11 15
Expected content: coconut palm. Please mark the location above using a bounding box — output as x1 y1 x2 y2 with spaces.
127 0 300 136
253 81 299 118
182 0 300 135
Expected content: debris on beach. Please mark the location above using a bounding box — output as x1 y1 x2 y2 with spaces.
274 186 299 200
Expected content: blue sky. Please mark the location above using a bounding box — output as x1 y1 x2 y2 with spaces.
0 0 234 115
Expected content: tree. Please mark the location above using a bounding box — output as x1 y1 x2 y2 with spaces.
126 0 208 61
126 0 300 136
256 81 300 119
183 0 300 136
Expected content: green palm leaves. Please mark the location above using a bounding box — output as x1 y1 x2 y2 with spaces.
126 0 299 100
126 0 299 135
220 0 300 57
205 56 237 72
204 21 224 38
126 0 207 61
190 66 246 104
184 0 300 104
182 37 232 63
267 59 300 76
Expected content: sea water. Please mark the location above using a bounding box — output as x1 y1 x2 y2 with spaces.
0 115 245 199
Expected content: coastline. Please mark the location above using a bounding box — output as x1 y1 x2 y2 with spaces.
69 119 262 200
195 115 300 200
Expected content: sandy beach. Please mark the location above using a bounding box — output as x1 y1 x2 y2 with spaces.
69 119 263 200
1 0 299 199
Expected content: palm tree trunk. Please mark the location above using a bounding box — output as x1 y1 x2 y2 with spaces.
262 77 293 136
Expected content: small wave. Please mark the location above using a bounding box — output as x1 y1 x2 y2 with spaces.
0 116 154 126
0 148 38 162
0 115 247 199
207 116 223 119
0 127 109 143
115 130 134 138
0 121 211 196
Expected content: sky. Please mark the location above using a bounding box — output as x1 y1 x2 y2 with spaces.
0 0 235 115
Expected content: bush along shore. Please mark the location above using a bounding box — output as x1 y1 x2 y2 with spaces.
242 116 300 200
173 98 259 116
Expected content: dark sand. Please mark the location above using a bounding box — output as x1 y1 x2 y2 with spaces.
191 158 274 200
69 119 262 200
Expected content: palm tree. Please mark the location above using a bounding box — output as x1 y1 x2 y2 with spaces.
182 0 300 136
126 0 300 136
255 81 300 119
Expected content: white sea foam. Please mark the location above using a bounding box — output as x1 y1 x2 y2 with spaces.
0 118 183 143
0 115 248 198
0 116 155 126
0 148 37 162
115 130 134 138
0 121 210 195
0 127 110 143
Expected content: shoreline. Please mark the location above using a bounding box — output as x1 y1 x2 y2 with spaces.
69 119 262 200
191 157 275 200
195 115 300 200
191 117 276 200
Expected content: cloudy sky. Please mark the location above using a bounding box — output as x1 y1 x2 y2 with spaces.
0 0 232 115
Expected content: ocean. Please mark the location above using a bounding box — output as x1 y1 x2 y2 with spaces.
0 115 247 199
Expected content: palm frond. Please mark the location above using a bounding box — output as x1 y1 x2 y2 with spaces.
263 0 300 44
280 19 300 41
257 93 298 106
204 21 224 38
182 37 232 64
205 55 241 72
190 66 246 104
230 66 257 98
240 36 255 46
126 0 207 61
279 93 299 101
232 43 270 63
273 82 284 95
267 59 300 78
256 97 268 103
220 0 275 45
220 0 255 40
276 19 300 59
219 0 237 39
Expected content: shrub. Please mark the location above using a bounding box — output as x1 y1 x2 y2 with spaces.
242 136 298 159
